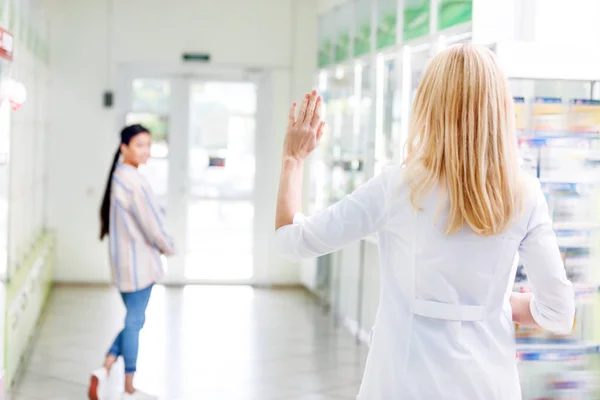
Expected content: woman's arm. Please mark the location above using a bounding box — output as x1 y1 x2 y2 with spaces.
517 180 575 334
130 183 175 256
510 292 540 327
276 90 324 230
274 90 392 261
275 157 304 229
274 171 391 260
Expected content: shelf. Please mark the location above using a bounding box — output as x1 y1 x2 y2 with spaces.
557 237 593 249
553 222 600 232
516 342 600 362
542 178 600 186
517 337 580 345
519 131 600 138
541 182 593 194
514 283 598 301
517 132 600 147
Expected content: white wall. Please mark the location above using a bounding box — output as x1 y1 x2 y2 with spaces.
317 0 347 14
534 0 600 44
44 0 317 284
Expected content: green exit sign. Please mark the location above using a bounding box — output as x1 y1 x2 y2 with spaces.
182 53 211 62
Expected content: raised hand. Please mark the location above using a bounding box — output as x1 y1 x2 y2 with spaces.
283 90 325 161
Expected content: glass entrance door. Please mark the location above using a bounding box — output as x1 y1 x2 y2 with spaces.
184 80 257 281
125 78 171 207
119 73 258 284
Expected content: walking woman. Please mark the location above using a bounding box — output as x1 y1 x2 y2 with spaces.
275 45 575 399
89 124 174 400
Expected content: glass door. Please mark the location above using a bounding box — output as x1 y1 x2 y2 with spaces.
122 78 174 278
184 80 257 281
119 73 258 284
125 79 171 208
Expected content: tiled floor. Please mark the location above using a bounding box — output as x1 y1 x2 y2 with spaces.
8 285 368 400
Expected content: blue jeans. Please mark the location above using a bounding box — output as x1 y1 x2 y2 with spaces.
108 284 153 374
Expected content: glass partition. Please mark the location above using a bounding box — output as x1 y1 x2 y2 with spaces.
327 64 356 203
309 70 332 212
128 79 171 206
375 53 403 173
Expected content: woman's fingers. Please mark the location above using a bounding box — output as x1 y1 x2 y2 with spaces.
316 121 326 142
297 93 310 124
283 90 325 160
311 96 322 128
287 102 297 129
305 90 318 123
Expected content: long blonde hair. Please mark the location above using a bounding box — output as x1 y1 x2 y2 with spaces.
403 44 522 236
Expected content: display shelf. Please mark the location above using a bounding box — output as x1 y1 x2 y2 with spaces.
511 79 600 396
513 283 599 302
516 342 600 362
541 182 587 191
492 37 600 400
553 222 600 232
518 134 600 147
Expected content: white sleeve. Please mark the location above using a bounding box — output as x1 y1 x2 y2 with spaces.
274 169 393 261
518 180 575 334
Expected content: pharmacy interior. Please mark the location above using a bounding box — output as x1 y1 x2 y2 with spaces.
305 0 600 398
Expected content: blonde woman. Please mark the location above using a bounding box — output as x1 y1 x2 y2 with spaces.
275 45 575 399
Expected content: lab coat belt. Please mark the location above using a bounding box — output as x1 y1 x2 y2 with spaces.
413 299 487 321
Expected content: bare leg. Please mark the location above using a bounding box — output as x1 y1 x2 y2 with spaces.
104 354 118 373
125 373 136 394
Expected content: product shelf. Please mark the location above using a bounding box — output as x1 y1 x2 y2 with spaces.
513 283 599 301
518 133 600 147
516 342 600 362
511 81 600 395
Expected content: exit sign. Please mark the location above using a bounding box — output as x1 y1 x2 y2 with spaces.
182 53 211 62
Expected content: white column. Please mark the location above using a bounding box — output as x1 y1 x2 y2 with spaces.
254 70 298 286
164 77 190 284
399 45 412 160
472 0 519 44
535 0 600 44
430 0 439 36
290 0 317 213
515 0 536 41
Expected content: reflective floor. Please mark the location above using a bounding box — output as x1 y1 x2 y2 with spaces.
8 285 367 400
185 200 253 281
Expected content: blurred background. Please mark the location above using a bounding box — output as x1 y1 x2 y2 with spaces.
0 0 600 399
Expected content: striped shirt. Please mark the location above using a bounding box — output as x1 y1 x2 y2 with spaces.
109 163 174 293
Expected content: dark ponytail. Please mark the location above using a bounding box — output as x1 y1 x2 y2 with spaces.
99 124 150 240
99 148 121 239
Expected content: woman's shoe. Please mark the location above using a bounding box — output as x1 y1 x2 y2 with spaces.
121 390 158 400
88 368 107 400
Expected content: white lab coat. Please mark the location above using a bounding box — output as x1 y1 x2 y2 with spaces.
275 166 575 400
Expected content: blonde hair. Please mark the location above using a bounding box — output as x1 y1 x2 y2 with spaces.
403 44 522 236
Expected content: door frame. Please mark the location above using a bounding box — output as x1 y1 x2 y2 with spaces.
114 63 269 286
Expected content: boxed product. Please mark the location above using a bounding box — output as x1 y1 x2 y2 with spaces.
539 147 599 184
514 96 528 132
568 99 600 133
532 97 566 133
